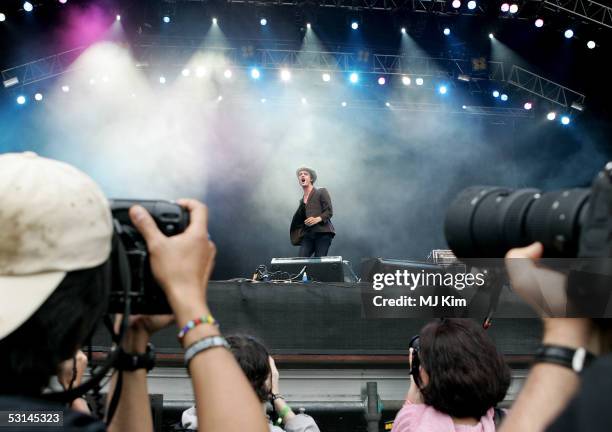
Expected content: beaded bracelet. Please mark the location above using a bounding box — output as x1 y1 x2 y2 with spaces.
177 314 218 341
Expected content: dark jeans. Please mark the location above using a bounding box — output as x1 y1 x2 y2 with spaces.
299 233 333 257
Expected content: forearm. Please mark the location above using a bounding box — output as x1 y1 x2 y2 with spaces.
499 364 578 432
107 332 153 432
274 397 297 423
178 301 268 432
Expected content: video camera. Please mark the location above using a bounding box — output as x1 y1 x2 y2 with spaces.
444 162 611 259
108 199 190 314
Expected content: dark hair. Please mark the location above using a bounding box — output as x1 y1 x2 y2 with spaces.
0 262 109 396
418 319 510 419
295 167 317 184
226 335 271 402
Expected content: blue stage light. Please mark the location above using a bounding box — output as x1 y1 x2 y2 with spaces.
250 68 261 79
443 28 450 36
492 90 500 98
260 18 267 26
163 16 170 23
561 116 570 125
349 72 359 83
439 85 448 94
16 95 26 105
351 22 359 30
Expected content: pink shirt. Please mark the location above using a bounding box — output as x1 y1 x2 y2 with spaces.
391 402 496 432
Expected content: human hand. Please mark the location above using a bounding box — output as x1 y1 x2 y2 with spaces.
304 216 322 226
505 243 599 352
114 314 174 352
57 350 88 390
129 199 216 325
269 356 280 395
406 348 423 404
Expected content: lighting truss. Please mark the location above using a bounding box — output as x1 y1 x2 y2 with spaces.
224 0 484 13
2 46 585 110
1 47 84 89
507 65 586 109
543 0 612 29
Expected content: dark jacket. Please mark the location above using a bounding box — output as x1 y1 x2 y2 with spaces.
290 187 335 246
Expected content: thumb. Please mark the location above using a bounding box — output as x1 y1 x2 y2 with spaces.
129 205 164 246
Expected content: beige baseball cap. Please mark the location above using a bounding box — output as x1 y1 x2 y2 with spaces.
0 152 113 340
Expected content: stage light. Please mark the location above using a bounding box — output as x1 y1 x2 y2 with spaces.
438 85 448 95
181 68 190 77
501 94 508 101
23 2 33 12
378 77 386 85
212 17 217 25
452 0 461 8
500 3 509 12
163 16 170 23
564 29 574 39
301 97 307 105
59 0 68 3
401 27 406 34
416 77 424 86
385 102 391 107
116 14 121 21
467 1 476 10
89 78 96 85
16 95 26 105
349 72 359 83
224 69 232 79
489 33 494 39
351 22 359 30
341 101 347 107
61 85 70 92
322 73 331 82
561 116 570 125
587 40 596 49
196 67 206 77
261 98 266 103
462 105 467 109
280 69 291 81
547 112 556 121
402 76 411 86
535 18 544 28
260 18 267 26
250 68 261 79
0 13 5 22
159 76 166 84
443 28 451 36
34 93 43 101
306 23 311 29
524 102 532 110
217 95 223 101
509 4 518 13
492 90 499 98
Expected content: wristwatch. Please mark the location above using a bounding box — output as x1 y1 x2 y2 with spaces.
534 344 595 373
116 343 156 372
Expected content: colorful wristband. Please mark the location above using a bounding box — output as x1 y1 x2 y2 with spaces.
276 405 292 425
177 314 218 341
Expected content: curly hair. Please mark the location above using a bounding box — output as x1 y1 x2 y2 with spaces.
295 167 317 184
418 318 510 419
226 335 271 402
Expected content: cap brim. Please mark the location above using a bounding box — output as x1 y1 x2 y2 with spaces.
0 271 66 340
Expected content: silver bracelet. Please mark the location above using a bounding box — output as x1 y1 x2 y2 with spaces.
184 336 230 367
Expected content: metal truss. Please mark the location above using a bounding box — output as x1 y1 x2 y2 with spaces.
224 0 484 13
543 0 612 29
1 47 85 89
507 65 585 109
2 45 583 110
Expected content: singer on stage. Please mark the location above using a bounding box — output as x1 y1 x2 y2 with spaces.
290 167 335 257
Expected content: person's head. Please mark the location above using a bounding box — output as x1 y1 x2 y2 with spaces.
296 167 317 187
0 152 113 396
226 335 271 402
414 318 510 419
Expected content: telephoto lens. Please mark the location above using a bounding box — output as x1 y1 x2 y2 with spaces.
444 186 590 258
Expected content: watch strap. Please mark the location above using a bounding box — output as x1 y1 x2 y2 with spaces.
534 344 595 373
116 343 156 372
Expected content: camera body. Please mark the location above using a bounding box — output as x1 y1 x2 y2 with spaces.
108 200 190 314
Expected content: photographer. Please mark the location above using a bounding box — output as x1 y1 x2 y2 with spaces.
182 334 321 432
391 318 510 432
0 152 267 432
500 243 612 432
